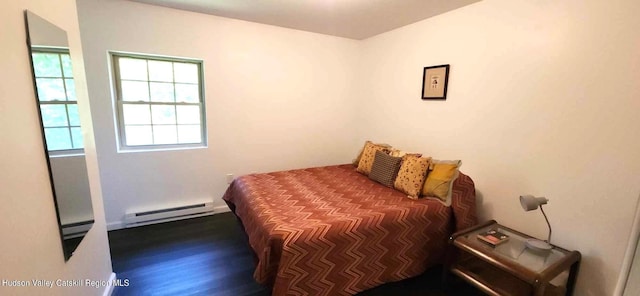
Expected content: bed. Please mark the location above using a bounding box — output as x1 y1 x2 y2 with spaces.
223 164 477 295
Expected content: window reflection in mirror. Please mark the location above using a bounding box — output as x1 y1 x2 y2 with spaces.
25 10 94 261
32 49 84 152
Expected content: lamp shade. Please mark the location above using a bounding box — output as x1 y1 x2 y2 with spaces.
520 195 549 211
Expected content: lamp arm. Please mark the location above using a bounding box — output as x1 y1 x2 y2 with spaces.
539 205 552 243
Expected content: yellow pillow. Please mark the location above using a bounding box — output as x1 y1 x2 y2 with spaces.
422 160 462 206
353 141 391 166
356 142 391 175
393 155 431 199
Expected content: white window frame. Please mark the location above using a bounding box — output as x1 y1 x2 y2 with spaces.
110 51 207 152
32 47 84 157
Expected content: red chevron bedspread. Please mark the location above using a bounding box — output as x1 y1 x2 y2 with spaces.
223 164 476 296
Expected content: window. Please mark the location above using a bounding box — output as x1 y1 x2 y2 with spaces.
111 52 206 150
32 49 83 153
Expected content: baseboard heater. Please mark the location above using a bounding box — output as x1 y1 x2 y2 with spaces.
124 202 215 228
62 220 94 239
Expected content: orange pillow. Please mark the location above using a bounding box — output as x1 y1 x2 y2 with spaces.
353 141 391 166
356 141 391 175
393 154 431 199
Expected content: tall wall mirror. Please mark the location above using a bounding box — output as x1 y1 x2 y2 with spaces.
25 10 94 261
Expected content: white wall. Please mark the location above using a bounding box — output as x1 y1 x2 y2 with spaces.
357 0 640 294
0 0 113 295
76 0 361 229
27 11 68 48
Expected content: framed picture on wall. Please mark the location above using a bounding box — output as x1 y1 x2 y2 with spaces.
421 64 450 100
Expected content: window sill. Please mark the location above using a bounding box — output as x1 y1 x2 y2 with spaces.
116 144 208 154
49 150 85 158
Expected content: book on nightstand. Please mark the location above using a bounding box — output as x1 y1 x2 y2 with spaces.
477 229 510 246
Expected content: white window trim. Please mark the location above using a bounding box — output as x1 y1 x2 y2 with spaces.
109 51 208 152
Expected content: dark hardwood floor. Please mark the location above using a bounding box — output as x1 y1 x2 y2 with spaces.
108 213 482 296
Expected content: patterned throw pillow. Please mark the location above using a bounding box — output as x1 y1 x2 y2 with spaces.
356 142 390 175
393 155 432 199
353 141 391 166
369 151 402 187
422 160 462 206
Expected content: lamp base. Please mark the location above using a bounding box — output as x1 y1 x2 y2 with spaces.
525 239 553 255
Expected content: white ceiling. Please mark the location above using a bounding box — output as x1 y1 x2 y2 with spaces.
129 0 481 40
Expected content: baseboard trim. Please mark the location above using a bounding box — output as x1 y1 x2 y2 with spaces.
102 272 116 296
214 205 230 213
107 221 124 231
107 205 231 231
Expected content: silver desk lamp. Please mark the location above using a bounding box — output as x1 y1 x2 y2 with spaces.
520 195 553 254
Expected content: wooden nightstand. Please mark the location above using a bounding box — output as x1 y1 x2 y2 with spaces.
444 220 581 296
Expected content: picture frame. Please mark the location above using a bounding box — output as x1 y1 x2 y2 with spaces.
421 64 450 100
